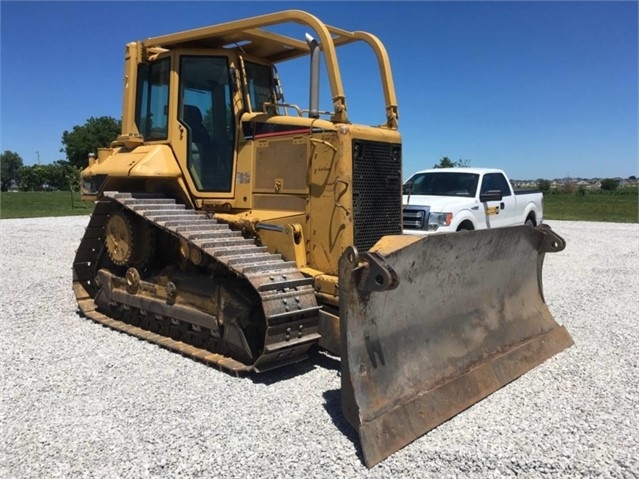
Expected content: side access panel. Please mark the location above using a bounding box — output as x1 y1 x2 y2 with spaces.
339 225 573 467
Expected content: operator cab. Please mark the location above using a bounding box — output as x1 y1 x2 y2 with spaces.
135 51 277 193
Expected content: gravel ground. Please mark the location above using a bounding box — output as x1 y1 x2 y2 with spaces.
1 217 637 479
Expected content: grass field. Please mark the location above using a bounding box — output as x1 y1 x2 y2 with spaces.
543 189 638 223
1 190 637 222
0 191 95 219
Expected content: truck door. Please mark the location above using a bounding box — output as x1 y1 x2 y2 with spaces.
480 173 516 228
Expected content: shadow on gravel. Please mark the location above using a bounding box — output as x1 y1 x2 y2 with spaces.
310 348 340 371
248 348 364 461
322 388 364 463
249 347 340 385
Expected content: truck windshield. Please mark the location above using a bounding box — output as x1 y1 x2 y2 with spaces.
404 172 480 197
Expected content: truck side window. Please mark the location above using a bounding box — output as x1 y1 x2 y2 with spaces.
481 173 511 197
495 173 512 197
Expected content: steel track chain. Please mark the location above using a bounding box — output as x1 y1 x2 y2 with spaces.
72 192 321 373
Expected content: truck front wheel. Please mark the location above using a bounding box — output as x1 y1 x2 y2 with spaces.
456 221 474 232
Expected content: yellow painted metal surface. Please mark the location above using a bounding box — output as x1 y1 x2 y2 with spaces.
76 11 572 470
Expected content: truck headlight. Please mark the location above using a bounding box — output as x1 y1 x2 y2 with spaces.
428 212 453 231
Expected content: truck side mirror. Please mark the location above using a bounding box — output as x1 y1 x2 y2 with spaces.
480 189 503 202
402 182 413 195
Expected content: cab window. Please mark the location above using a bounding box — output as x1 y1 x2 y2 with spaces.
245 62 274 112
481 173 512 197
135 58 170 140
179 56 235 192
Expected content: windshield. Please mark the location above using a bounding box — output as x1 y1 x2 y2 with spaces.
403 172 480 197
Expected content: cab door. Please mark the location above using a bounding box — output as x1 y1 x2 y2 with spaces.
177 55 236 194
479 173 516 228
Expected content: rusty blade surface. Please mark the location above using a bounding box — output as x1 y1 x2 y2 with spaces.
339 225 573 468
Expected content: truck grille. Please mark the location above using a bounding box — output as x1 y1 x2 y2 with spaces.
352 140 402 251
402 206 430 230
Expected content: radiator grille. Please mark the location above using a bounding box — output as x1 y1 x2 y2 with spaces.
352 140 402 251
402 205 430 230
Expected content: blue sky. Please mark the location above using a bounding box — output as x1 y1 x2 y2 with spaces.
1 1 637 180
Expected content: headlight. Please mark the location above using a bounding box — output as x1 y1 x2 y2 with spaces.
428 212 453 231
82 180 95 194
81 174 107 195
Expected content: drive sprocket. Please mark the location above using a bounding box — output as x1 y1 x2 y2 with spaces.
73 192 321 374
105 210 155 267
105 210 135 266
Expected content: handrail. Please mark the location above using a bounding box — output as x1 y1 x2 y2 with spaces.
140 10 398 129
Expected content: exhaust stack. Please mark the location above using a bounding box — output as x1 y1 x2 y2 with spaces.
305 33 320 119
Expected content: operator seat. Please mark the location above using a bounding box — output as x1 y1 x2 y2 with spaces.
182 105 210 143
182 105 211 189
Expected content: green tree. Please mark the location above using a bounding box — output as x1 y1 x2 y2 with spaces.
42 161 82 190
562 181 575 194
18 165 47 191
536 179 551 192
1 150 24 191
61 116 121 168
60 161 82 191
600 178 619 191
15 161 81 191
433 157 471 168
433 157 455 168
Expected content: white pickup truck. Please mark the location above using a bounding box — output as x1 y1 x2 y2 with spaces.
402 168 543 234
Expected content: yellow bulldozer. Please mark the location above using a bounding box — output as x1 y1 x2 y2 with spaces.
73 10 573 467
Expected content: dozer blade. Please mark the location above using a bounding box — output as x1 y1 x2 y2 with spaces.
339 225 573 468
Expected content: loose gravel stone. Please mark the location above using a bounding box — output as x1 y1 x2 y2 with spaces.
1 217 637 478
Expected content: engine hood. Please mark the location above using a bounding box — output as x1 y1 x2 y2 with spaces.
402 195 476 213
